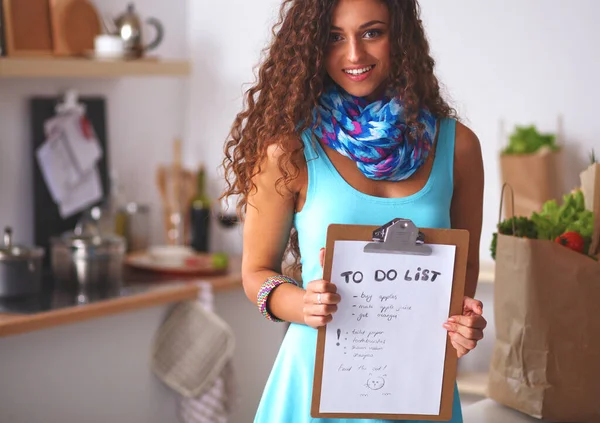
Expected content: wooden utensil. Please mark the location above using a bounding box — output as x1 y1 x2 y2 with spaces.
155 139 197 245
2 0 53 56
50 0 101 56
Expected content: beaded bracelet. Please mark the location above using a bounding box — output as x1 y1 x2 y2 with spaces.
257 275 300 322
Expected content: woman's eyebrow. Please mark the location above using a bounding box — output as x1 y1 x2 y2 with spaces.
330 20 388 31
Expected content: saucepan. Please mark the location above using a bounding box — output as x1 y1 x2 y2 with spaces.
0 227 44 298
50 209 127 289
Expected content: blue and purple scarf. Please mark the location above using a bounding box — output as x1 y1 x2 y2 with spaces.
313 84 437 181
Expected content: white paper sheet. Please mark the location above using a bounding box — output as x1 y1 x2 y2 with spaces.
44 111 102 175
36 110 104 219
57 167 102 219
319 240 457 416
36 133 81 203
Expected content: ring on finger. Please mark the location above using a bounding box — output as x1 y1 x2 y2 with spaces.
317 293 322 305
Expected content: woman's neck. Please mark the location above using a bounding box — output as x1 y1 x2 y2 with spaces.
365 81 389 103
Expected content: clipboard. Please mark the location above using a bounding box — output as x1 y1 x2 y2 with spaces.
311 218 469 421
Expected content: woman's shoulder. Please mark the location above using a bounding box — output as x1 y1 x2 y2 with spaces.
453 121 482 165
452 120 484 185
260 135 307 194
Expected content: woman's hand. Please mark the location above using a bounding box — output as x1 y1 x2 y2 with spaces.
443 296 487 358
303 248 341 329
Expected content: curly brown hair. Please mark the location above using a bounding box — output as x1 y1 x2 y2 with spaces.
221 0 457 266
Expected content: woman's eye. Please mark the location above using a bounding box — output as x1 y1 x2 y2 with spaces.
329 33 343 43
364 29 382 39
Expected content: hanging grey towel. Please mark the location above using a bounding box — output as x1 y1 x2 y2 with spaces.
151 295 236 399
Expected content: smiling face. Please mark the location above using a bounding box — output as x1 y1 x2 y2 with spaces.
366 376 386 390
325 0 391 101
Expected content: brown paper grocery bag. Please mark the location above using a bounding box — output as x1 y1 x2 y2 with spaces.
580 162 600 256
500 149 563 217
488 233 600 422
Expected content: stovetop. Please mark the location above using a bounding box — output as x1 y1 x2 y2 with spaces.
0 271 173 315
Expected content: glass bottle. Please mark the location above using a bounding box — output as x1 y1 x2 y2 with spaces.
189 165 211 252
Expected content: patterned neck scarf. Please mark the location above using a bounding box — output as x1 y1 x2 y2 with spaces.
313 84 437 181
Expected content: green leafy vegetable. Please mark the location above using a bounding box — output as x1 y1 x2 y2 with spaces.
530 190 593 247
490 216 538 260
490 190 595 260
502 125 559 155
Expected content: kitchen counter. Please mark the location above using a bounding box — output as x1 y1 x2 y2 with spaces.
0 260 242 338
463 399 549 422
0 254 285 423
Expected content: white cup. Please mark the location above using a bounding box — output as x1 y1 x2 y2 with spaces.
93 34 125 59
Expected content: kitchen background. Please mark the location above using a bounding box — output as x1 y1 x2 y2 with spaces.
0 0 598 422
2 0 599 274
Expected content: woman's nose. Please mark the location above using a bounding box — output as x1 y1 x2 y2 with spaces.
347 39 365 63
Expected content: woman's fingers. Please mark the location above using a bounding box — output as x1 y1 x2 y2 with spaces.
463 296 484 314
307 279 337 295
304 303 338 317
305 314 333 328
444 314 487 343
449 335 470 358
450 331 478 352
303 291 340 318
304 290 340 305
303 279 340 328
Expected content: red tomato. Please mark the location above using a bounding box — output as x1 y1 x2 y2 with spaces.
554 231 585 253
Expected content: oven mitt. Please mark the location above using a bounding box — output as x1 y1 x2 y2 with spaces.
151 300 235 398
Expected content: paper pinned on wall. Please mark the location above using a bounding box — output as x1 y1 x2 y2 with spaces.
36 110 103 219
36 132 81 203
319 240 456 416
57 167 103 219
44 111 103 175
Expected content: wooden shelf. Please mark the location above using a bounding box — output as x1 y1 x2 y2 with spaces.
0 57 191 78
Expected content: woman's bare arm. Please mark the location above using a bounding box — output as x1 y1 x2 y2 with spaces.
241 144 308 324
450 123 485 299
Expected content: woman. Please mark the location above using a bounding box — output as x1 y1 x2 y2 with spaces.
222 0 487 421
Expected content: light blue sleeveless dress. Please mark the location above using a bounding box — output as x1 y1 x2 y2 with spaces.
254 118 463 423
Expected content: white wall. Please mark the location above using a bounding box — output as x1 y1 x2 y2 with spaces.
189 0 599 262
185 0 283 256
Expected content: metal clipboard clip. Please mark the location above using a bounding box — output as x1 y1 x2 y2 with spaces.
363 218 432 256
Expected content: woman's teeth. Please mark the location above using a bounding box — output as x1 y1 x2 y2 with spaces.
344 65 374 75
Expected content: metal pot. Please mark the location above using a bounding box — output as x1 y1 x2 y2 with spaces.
50 214 126 289
0 227 44 298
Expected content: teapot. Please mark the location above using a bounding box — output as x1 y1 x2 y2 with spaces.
113 3 164 58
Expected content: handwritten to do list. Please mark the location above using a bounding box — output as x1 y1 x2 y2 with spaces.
319 240 457 415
